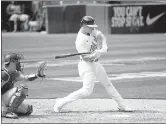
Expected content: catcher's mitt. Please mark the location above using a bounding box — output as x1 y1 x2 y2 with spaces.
37 61 47 78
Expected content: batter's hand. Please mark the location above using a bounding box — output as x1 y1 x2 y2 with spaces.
82 50 101 62
83 55 96 62
92 50 101 59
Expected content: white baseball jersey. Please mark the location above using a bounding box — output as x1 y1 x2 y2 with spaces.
75 29 102 59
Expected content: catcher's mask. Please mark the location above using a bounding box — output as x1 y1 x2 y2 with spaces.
4 53 24 72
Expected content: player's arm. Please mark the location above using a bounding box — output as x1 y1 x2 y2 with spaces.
17 73 38 82
83 32 107 61
1 71 10 88
85 32 108 60
97 32 108 53
75 37 98 61
17 62 47 81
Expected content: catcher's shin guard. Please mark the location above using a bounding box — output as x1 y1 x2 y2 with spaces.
17 104 33 116
26 105 33 115
8 85 28 112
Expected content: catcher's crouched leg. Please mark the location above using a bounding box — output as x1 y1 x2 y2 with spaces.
2 87 18 119
8 84 28 113
2 87 18 106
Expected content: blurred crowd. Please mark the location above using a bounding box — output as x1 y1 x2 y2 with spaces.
2 1 47 32
1 0 110 33
2 0 156 33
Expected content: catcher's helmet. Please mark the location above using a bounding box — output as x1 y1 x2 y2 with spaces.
80 16 98 28
4 53 24 71
4 53 24 65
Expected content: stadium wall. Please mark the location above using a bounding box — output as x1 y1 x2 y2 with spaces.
45 5 65 33
45 3 166 34
109 3 166 34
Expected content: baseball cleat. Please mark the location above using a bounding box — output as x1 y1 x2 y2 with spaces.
118 106 133 112
53 99 61 113
5 112 18 119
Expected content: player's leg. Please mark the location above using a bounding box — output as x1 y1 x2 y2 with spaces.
54 62 96 112
2 85 28 118
9 14 18 32
2 87 17 106
54 71 96 112
95 62 128 110
19 14 29 31
2 87 18 118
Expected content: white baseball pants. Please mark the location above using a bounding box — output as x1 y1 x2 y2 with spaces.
56 60 125 109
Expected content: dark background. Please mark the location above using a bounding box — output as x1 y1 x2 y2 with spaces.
110 4 166 34
1 1 33 31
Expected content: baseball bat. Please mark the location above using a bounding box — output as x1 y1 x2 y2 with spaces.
55 52 91 59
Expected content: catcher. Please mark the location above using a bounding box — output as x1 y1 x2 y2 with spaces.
1 53 47 119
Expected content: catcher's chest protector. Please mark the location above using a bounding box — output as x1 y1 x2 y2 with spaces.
1 68 20 94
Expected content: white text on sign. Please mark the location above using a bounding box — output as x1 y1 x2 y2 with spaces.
111 6 144 28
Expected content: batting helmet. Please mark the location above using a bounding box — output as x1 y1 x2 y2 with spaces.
80 16 98 28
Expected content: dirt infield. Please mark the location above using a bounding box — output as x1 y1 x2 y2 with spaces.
2 99 166 123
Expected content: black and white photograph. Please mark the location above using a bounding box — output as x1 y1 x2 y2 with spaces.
1 0 166 123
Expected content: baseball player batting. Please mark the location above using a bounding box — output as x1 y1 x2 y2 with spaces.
53 16 131 112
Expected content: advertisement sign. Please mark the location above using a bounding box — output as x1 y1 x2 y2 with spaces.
110 4 166 34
